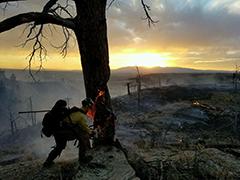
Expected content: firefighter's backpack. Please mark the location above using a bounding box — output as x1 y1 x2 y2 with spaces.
41 112 56 137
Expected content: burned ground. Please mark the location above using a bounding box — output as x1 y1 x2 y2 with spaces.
113 86 240 179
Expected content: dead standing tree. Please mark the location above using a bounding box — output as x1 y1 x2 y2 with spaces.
136 66 141 109
0 0 157 134
233 65 240 91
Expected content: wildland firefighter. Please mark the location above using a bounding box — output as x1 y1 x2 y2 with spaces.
42 98 94 167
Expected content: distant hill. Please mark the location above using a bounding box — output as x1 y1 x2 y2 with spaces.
112 66 231 75
2 67 232 82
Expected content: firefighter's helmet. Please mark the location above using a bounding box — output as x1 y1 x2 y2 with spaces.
82 98 94 107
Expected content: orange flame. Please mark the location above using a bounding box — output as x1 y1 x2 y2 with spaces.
87 90 105 119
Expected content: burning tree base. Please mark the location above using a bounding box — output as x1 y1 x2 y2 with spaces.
88 90 116 146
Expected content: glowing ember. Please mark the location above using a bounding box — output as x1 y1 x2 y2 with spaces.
192 101 200 105
98 90 105 97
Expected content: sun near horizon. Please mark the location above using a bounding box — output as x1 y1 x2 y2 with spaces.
109 52 172 69
0 50 236 72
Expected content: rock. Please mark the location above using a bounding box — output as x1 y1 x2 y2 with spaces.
196 148 240 179
74 146 139 180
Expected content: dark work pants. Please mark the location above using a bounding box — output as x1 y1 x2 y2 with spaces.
45 128 90 163
78 133 90 161
45 135 68 163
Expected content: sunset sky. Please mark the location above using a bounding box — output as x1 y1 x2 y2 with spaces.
0 0 240 71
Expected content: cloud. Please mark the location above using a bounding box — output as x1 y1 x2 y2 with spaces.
228 1 240 15
108 0 240 50
5 0 240 53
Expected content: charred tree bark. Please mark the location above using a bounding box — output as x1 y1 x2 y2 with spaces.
74 0 111 109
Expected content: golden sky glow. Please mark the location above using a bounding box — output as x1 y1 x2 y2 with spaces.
0 49 236 71
110 52 173 69
0 51 175 70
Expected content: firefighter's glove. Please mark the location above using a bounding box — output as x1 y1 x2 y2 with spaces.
89 130 96 137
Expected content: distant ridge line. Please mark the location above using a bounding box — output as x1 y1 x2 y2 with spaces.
112 66 232 74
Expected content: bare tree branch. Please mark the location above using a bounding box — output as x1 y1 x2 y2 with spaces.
0 0 24 13
50 26 72 57
0 12 75 33
42 0 74 19
0 0 75 80
59 27 71 57
141 0 158 27
0 0 24 3
38 0 74 58
20 24 47 81
107 0 116 9
43 0 58 13
51 3 73 18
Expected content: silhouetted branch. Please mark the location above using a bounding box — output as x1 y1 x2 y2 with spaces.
50 26 73 57
0 0 24 12
44 0 74 18
141 0 158 27
0 0 23 2
0 12 74 33
107 0 116 9
42 0 58 13
40 0 74 57
0 0 75 81
52 3 74 18
107 0 158 26
0 11 74 78
20 24 47 81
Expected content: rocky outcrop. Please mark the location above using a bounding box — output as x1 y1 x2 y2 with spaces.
74 146 138 180
196 148 240 179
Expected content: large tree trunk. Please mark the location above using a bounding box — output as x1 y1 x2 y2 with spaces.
74 0 111 108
